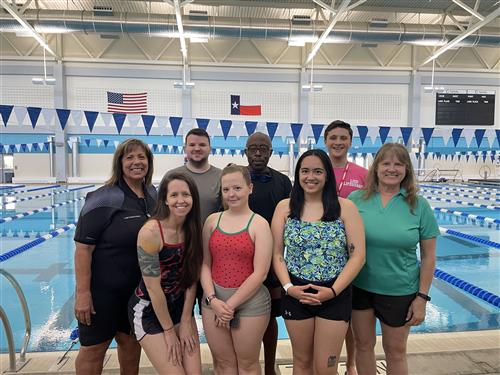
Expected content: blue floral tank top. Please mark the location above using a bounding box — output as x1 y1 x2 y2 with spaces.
284 217 348 282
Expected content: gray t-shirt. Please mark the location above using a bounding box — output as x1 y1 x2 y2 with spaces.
167 165 221 225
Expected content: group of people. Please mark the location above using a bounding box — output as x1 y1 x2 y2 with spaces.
73 121 439 375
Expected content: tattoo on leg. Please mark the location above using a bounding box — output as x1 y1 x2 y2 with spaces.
349 243 355 255
327 355 337 367
138 245 160 277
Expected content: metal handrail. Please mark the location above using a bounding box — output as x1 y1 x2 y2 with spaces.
0 268 31 371
0 305 16 371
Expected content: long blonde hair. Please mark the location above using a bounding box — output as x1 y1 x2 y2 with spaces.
363 143 418 211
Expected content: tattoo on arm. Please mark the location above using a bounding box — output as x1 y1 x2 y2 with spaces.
138 245 160 277
349 243 355 255
278 256 284 263
327 355 337 368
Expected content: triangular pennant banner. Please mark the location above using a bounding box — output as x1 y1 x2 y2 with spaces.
112 113 126 134
311 124 324 144
169 117 182 137
196 118 210 130
14 106 26 125
245 121 258 136
496 130 500 148
71 110 83 127
474 129 486 148
26 143 32 152
42 108 55 127
290 123 303 143
101 112 112 127
266 122 279 141
421 128 434 146
84 139 91 147
96 139 103 147
451 128 463 147
379 126 391 144
220 120 232 140
357 126 369 145
84 111 99 132
400 127 413 146
114 141 120 148
27 107 42 129
56 109 71 130
0 105 13 126
141 115 155 135
103 140 109 147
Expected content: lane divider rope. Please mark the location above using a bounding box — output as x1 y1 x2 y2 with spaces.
422 194 499 211
420 184 497 196
439 227 500 249
434 268 500 308
0 184 61 197
433 207 500 225
0 222 77 263
421 188 500 203
0 196 86 224
0 184 25 190
0 185 94 205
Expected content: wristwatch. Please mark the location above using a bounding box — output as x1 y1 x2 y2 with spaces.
417 292 431 302
205 294 216 305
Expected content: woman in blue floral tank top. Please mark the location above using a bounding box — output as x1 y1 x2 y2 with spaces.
271 149 366 375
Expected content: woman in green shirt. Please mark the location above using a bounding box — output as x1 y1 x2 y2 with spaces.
349 143 440 375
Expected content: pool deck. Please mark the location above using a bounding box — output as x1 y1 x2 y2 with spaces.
1 330 499 374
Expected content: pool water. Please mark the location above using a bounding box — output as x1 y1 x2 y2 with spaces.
0 184 499 352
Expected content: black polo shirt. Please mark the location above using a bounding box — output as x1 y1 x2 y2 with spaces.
74 179 157 292
248 167 292 224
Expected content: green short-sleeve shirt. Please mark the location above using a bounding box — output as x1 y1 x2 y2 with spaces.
348 189 440 296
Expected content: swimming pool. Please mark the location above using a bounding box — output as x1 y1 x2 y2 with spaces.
0 183 499 352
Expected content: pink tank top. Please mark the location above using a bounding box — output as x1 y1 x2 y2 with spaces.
209 212 256 288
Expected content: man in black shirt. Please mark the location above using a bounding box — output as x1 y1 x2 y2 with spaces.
245 132 292 375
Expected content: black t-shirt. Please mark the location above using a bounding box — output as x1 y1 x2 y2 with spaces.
74 179 157 292
248 168 292 224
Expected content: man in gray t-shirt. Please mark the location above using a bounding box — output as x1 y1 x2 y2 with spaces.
168 128 221 225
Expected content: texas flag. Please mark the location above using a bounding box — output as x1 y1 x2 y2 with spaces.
231 95 262 116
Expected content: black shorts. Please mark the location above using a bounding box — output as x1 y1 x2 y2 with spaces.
264 268 281 289
352 285 416 327
281 274 352 322
78 287 134 346
128 292 189 341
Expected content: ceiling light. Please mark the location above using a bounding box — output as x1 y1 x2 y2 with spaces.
190 37 208 43
301 84 323 92
288 40 306 47
173 81 195 89
45 77 57 85
32 77 44 85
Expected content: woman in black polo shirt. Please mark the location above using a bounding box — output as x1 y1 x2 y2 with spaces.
74 138 156 374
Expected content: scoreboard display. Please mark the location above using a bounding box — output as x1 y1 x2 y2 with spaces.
435 91 495 126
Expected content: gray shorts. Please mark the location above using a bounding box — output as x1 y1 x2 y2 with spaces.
203 282 271 317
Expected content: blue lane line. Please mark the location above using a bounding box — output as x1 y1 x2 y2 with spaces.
0 196 86 224
0 223 77 263
434 268 500 308
433 207 500 225
0 184 25 190
0 184 61 197
421 188 500 203
0 184 94 205
420 184 498 195
439 227 500 249
422 194 499 211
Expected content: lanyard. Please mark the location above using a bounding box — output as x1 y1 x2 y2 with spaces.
337 163 350 196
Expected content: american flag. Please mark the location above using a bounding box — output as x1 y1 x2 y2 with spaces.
107 91 148 114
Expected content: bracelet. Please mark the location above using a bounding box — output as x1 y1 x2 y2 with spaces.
417 292 431 302
331 286 337 298
283 282 293 294
164 325 175 332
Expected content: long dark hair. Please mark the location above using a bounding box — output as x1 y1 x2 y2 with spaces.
289 149 341 221
152 172 203 289
106 138 154 187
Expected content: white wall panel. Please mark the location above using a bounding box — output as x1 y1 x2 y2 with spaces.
0 75 54 107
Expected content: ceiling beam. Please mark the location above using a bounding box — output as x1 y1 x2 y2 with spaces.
421 6 500 66
172 0 187 61
0 33 23 56
0 0 59 59
452 0 484 20
306 0 351 65
18 0 33 14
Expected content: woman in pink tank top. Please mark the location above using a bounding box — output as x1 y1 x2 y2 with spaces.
201 164 273 374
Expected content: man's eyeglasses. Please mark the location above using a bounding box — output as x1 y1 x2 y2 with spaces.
246 145 271 154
